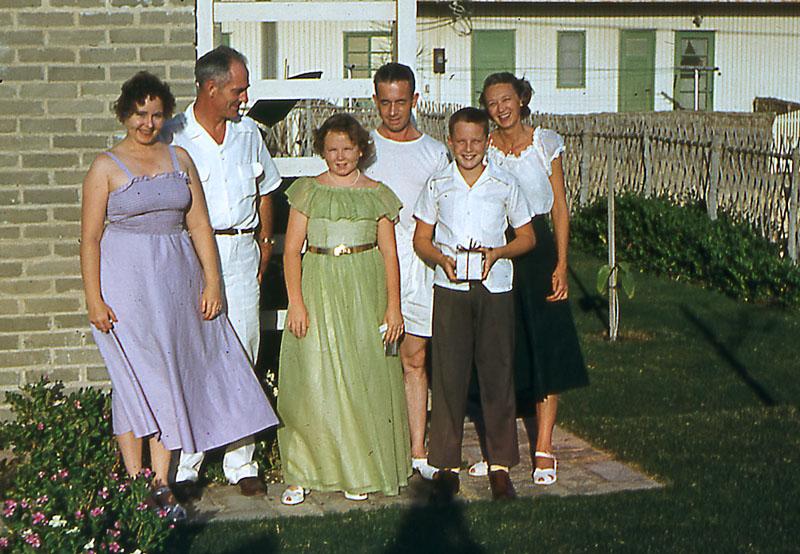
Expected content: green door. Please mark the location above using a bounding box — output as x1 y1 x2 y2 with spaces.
471 30 515 106
673 31 715 111
618 30 656 112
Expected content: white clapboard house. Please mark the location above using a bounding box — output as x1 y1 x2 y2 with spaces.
208 0 800 114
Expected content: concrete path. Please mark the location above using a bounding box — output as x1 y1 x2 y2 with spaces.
186 420 661 523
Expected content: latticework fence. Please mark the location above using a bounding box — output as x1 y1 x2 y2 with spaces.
262 105 800 262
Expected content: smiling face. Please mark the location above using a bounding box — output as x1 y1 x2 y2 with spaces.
209 60 250 121
448 121 488 174
483 82 522 130
373 80 418 134
322 131 362 178
123 95 166 145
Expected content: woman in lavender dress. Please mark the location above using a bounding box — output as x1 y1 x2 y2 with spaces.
80 72 278 515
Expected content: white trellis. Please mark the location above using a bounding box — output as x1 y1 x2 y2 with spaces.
196 0 417 178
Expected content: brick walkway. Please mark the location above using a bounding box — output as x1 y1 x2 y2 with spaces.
187 420 661 522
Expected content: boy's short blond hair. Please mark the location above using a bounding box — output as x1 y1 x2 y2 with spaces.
448 107 490 137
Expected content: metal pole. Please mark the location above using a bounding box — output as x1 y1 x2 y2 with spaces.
580 131 593 207
708 134 721 221
643 130 653 198
607 142 618 341
694 68 700 111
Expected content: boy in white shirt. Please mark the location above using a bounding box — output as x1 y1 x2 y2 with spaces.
413 107 534 501
364 63 449 480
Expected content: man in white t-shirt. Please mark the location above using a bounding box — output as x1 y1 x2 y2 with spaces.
163 46 282 498
364 63 449 480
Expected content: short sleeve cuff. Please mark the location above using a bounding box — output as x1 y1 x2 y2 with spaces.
413 212 437 226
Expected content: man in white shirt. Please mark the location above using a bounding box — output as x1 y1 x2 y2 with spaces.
164 46 282 498
364 63 449 480
414 107 534 501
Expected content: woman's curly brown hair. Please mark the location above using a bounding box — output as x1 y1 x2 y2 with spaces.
113 71 176 123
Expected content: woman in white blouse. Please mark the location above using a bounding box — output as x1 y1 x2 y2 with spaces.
468 73 589 486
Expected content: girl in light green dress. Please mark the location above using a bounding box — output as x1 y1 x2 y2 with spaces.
278 114 410 505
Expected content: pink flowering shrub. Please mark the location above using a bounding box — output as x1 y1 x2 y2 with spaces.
0 379 173 552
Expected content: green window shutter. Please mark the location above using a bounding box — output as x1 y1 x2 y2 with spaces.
557 31 586 89
471 30 516 106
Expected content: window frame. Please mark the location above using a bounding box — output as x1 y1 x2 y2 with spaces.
343 31 393 79
556 30 587 89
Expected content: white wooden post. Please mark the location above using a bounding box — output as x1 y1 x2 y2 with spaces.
789 148 800 264
607 142 618 342
395 0 417 67
196 0 214 58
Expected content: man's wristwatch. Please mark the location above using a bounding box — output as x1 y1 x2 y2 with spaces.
260 237 276 246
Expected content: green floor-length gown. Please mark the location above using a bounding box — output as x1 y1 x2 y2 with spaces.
277 177 411 496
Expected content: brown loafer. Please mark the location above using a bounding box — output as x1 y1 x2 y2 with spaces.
237 476 266 497
489 469 516 501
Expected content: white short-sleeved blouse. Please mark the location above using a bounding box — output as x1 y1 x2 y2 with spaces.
487 127 565 217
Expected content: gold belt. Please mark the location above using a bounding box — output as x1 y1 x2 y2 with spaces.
307 242 377 256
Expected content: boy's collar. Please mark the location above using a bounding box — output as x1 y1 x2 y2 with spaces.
452 159 491 188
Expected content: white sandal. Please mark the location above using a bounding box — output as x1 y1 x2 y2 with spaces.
343 491 368 501
280 485 307 505
533 451 558 485
467 460 488 477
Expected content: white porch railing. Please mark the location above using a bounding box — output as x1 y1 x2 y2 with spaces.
773 111 800 148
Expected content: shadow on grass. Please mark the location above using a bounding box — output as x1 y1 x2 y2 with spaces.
384 500 485 554
679 305 776 406
570 266 607 331
170 523 280 554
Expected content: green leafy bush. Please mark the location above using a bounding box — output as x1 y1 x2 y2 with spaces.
571 194 800 306
0 379 173 553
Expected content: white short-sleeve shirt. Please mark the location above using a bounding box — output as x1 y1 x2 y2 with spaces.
414 160 531 293
487 127 565 217
364 130 450 234
164 103 282 231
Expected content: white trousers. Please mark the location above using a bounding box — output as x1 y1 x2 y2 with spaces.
176 234 261 484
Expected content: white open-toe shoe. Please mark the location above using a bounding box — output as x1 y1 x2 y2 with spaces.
532 451 558 485
343 491 368 501
467 460 488 477
281 485 307 505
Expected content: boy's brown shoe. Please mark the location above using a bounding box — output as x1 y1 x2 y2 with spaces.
489 469 516 501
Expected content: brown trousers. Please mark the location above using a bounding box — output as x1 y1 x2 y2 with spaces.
428 284 519 469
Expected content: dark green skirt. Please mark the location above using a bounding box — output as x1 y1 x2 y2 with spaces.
468 216 588 417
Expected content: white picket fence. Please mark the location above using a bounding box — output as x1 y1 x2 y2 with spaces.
773 111 800 149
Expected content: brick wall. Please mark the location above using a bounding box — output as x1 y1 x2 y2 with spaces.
0 0 198 420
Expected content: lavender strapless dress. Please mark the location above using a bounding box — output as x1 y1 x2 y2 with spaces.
91 149 278 453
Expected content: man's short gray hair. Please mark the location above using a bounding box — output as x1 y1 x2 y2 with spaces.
195 45 248 87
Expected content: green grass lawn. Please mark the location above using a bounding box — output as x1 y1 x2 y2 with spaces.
172 251 800 553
